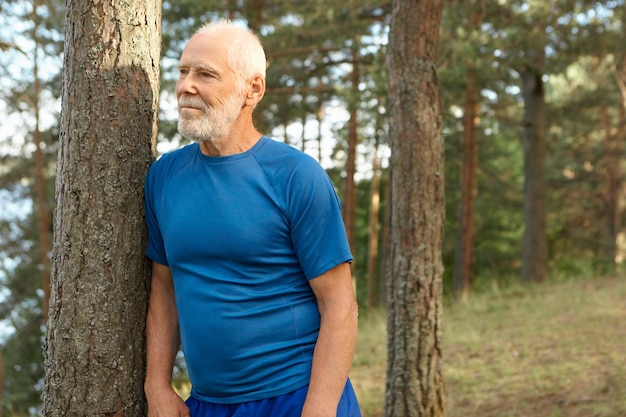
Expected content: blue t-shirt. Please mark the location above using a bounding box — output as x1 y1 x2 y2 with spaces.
144 136 352 404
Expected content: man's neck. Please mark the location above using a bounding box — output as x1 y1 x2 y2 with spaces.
198 121 262 157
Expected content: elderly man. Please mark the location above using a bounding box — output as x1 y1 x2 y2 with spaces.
143 20 361 417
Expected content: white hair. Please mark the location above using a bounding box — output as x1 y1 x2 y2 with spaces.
195 19 267 84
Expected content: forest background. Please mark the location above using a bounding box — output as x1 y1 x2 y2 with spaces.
0 0 625 415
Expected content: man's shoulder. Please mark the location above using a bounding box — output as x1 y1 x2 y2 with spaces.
145 143 197 190
256 136 321 168
254 137 332 191
155 142 197 164
149 142 196 172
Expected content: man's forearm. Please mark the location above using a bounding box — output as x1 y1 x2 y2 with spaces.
145 273 181 394
302 303 358 416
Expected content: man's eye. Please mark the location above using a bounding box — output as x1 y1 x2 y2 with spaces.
179 69 189 75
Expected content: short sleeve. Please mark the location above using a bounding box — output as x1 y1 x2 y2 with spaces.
286 158 352 279
144 164 169 266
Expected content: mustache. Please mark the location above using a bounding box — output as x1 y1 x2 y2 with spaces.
178 96 207 109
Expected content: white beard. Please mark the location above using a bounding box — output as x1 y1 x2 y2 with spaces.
177 92 243 143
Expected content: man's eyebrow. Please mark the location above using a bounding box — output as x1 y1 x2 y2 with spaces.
178 63 220 75
196 64 220 74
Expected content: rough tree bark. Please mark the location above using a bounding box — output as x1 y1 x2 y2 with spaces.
42 0 161 416
384 0 446 416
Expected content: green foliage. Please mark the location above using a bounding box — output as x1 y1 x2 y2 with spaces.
437 0 626 293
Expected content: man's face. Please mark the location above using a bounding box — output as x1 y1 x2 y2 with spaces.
175 33 244 143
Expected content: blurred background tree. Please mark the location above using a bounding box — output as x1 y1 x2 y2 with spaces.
0 0 62 414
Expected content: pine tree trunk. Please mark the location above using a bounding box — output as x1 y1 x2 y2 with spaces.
316 104 324 163
452 78 478 301
520 40 548 284
606 44 626 266
344 48 360 271
366 134 381 308
600 105 623 269
31 0 52 320
384 0 446 416
42 1 161 416
378 167 391 308
452 5 483 300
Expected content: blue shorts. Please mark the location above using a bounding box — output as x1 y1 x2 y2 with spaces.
186 379 361 417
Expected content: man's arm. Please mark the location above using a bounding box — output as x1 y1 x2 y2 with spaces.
302 262 359 417
144 261 190 417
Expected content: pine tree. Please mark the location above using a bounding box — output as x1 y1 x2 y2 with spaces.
42 0 161 415
384 0 446 415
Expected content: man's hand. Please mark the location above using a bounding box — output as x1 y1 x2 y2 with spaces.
145 262 189 417
146 386 190 417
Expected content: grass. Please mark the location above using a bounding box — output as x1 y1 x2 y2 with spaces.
350 274 626 417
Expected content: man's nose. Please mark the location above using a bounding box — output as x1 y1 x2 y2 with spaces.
176 74 197 97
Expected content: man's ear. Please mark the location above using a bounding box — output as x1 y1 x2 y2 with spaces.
245 74 266 107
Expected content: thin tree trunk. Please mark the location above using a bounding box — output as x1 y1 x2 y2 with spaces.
366 133 381 309
385 0 446 415
600 106 622 268
282 124 291 146
378 166 391 309
452 3 484 300
520 39 548 284
43 0 161 416
31 0 51 319
316 103 324 163
606 44 626 266
246 0 265 32
301 113 307 152
452 77 478 301
344 47 360 272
